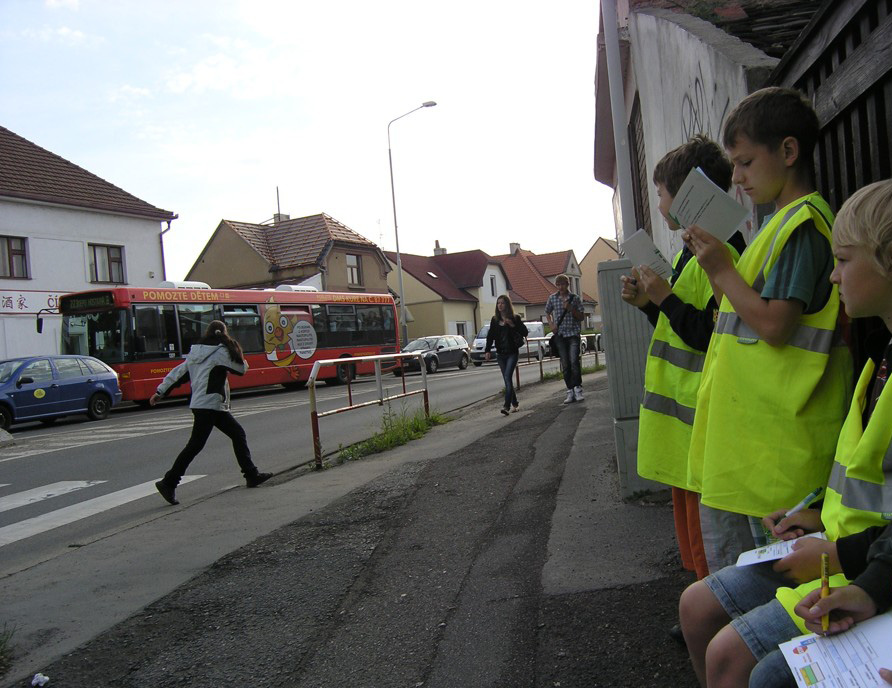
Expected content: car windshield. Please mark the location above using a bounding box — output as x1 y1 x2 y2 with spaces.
404 338 435 352
475 326 489 340
0 360 25 384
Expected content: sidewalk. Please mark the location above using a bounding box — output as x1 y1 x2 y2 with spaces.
3 371 697 687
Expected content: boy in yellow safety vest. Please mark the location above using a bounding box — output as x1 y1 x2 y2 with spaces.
683 87 852 573
621 135 746 583
680 180 892 688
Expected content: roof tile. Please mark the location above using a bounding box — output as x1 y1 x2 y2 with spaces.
0 125 174 220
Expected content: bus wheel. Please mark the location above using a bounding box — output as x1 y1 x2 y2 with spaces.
327 361 355 385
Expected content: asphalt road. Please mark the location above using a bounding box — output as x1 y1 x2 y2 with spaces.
0 353 581 577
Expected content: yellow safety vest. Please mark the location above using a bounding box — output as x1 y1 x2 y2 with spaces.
776 358 892 632
638 247 737 489
688 192 852 517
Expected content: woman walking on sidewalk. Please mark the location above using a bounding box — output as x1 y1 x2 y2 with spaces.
151 320 272 505
484 295 528 415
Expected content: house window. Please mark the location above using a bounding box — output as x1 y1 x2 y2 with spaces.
0 236 29 278
346 254 363 286
90 244 125 284
490 274 496 297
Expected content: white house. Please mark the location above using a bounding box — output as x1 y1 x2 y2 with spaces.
0 126 176 358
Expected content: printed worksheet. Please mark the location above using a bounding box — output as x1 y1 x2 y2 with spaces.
736 532 827 567
780 613 892 687
668 167 748 241
620 229 673 280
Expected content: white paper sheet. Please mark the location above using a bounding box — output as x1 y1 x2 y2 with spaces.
780 613 892 687
620 228 673 280
736 532 828 567
668 167 748 242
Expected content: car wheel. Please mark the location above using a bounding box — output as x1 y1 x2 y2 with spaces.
473 361 482 367
426 357 439 374
458 353 469 370
87 392 111 421
0 406 11 430
581 340 587 355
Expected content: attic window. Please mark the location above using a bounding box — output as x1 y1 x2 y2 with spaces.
427 271 438 278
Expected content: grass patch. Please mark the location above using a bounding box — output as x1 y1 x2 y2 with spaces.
0 624 15 677
338 406 450 462
542 362 605 382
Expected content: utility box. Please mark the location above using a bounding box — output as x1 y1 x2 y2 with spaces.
597 259 664 498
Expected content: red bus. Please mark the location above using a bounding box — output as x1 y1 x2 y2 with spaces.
58 286 400 402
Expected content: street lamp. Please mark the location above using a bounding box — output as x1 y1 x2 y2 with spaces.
388 100 437 346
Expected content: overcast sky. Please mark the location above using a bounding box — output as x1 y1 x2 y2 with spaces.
0 0 616 280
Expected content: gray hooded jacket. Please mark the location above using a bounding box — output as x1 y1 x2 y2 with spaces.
155 344 248 411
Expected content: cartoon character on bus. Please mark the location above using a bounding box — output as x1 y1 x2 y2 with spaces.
264 301 297 367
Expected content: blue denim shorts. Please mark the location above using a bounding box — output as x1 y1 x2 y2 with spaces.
704 563 801 659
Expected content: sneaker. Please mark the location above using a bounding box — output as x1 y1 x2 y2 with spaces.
246 472 273 488
500 407 510 416
155 480 178 505
562 390 575 405
574 386 585 401
511 405 519 413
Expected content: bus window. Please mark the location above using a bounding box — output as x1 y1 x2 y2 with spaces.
177 304 219 353
326 304 360 345
223 306 263 353
133 305 178 359
357 305 384 344
61 309 128 362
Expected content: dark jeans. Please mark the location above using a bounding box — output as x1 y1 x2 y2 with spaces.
163 409 257 486
554 334 581 390
497 352 519 409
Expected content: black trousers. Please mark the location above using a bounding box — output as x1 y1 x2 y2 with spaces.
163 409 257 486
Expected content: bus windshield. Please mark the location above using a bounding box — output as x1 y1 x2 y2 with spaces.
61 309 129 362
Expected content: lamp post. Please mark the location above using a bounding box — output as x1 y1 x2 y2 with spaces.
388 100 437 346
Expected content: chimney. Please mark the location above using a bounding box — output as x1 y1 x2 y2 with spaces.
273 213 290 224
510 242 520 255
433 240 447 256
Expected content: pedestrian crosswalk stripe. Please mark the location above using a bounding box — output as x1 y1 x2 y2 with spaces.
0 481 106 513
0 476 205 547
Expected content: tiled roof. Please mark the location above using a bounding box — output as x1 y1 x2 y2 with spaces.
633 0 823 59
0 125 175 220
384 251 477 302
429 250 495 288
491 251 558 306
526 250 572 277
225 213 377 269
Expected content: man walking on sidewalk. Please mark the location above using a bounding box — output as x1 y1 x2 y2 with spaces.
546 274 585 404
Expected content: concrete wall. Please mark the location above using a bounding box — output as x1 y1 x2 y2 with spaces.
0 199 166 358
323 248 390 294
188 228 272 288
629 8 777 258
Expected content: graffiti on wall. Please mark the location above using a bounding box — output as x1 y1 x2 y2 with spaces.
679 64 731 143
678 63 754 240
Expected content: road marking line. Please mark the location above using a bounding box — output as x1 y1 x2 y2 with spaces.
0 476 205 547
0 481 107 513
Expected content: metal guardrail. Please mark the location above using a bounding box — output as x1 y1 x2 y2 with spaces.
307 352 429 468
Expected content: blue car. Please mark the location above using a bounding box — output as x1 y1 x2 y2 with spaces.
0 355 122 430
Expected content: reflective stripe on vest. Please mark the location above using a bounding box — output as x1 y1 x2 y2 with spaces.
641 391 696 425
714 312 838 354
649 340 705 373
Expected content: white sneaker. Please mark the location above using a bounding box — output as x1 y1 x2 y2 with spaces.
562 390 575 405
574 386 585 401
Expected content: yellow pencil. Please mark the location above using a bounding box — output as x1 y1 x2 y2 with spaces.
820 552 830 632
